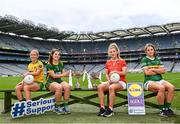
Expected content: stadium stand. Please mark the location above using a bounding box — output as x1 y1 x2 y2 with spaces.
163 61 174 72
173 62 180 72
0 15 180 76
0 65 19 76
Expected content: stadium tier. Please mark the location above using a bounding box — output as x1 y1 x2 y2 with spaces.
0 33 180 76
1 17 180 75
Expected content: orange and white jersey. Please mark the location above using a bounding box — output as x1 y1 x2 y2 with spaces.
105 59 127 82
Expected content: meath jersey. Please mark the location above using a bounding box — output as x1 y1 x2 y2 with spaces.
46 62 64 84
141 56 163 83
105 59 127 82
27 60 44 83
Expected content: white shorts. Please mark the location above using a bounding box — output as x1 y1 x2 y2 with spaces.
118 81 126 90
144 80 166 90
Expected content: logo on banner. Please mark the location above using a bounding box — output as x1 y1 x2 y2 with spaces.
11 97 55 118
127 83 145 115
128 83 143 97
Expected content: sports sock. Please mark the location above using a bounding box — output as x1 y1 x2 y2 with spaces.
109 107 113 111
55 101 61 107
164 102 171 109
100 106 105 109
63 101 68 107
159 104 165 111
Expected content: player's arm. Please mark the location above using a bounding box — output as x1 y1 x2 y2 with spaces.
115 60 127 76
28 70 40 76
48 69 69 78
141 60 157 75
151 66 166 74
109 67 127 76
105 69 110 82
29 65 43 76
117 66 127 76
62 69 69 77
48 70 63 78
143 67 157 75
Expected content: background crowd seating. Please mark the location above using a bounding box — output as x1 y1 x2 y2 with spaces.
0 32 180 76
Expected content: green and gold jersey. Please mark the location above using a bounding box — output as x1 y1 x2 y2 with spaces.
46 62 64 84
141 56 163 83
28 60 44 83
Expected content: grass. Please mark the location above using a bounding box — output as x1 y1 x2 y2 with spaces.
1 72 180 89
0 72 180 123
1 102 180 123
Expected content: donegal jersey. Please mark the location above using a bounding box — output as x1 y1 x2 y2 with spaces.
141 56 163 83
105 59 127 82
27 60 44 83
46 62 64 84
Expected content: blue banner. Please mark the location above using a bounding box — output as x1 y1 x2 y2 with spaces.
11 97 55 118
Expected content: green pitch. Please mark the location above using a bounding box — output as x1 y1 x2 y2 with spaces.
0 72 180 123
0 72 180 108
1 72 180 89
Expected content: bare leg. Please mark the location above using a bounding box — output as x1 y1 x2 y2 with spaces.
15 81 24 101
49 82 63 103
23 83 40 101
97 82 109 108
61 82 71 101
163 81 175 103
109 83 123 109
148 82 165 105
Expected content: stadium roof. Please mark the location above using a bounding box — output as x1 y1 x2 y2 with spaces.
1 15 180 42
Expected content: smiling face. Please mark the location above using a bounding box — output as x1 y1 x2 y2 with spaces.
52 51 60 62
109 47 118 59
108 43 120 60
48 49 61 65
145 46 155 58
30 50 39 62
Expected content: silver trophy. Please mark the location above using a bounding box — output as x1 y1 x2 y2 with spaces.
90 72 100 89
73 71 83 89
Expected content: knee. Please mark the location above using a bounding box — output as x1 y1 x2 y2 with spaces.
55 86 62 92
64 85 71 91
109 86 115 92
168 85 175 92
97 85 100 90
158 85 165 92
15 85 22 91
23 86 30 92
97 84 103 91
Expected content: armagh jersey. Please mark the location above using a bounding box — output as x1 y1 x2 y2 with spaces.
105 59 127 82
141 56 163 83
28 60 44 83
46 62 64 84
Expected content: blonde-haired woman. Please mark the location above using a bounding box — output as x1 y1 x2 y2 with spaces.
97 43 127 117
141 43 175 116
15 49 44 101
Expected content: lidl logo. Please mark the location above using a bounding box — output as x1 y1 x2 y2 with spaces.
128 83 143 97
